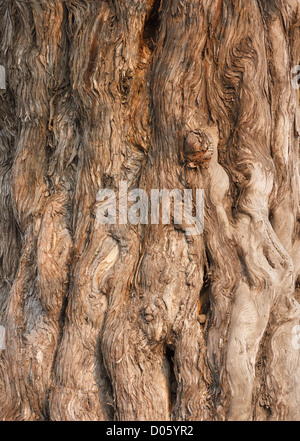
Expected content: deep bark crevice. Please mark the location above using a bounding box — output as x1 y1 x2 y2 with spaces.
165 345 177 416
142 0 161 52
0 0 299 422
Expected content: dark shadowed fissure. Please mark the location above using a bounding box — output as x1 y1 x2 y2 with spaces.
165 345 176 414
142 0 161 52
0 0 299 422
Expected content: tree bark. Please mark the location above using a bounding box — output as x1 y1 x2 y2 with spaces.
0 0 299 421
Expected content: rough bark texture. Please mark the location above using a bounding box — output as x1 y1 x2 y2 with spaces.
0 0 299 421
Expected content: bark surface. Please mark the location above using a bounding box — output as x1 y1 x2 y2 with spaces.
0 0 299 421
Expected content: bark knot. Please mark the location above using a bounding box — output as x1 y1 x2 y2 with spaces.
183 131 214 167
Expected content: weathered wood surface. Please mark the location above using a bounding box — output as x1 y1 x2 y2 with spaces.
0 0 299 421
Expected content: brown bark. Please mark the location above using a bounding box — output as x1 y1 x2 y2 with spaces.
0 0 299 421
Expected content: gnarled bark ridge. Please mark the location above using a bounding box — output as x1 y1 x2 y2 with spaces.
0 0 299 421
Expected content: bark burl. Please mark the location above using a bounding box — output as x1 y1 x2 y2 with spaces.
0 0 299 421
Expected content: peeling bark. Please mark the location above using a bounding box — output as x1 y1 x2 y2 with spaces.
0 0 299 421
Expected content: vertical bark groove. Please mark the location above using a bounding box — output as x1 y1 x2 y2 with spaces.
0 0 299 421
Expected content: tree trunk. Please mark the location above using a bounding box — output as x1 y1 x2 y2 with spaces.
0 0 299 421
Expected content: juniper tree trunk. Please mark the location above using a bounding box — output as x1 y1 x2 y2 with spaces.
0 0 299 421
